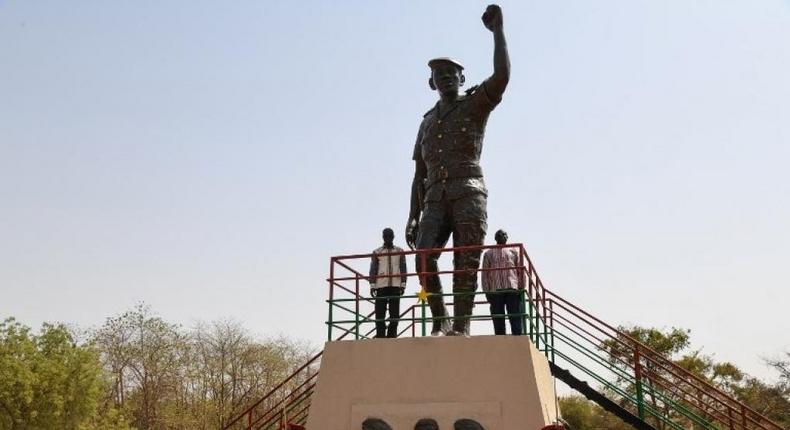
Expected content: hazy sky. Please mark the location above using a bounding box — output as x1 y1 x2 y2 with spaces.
1 1 788 382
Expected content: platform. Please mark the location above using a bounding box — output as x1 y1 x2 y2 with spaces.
305 335 558 430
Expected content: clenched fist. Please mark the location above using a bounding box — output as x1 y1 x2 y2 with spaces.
481 4 503 32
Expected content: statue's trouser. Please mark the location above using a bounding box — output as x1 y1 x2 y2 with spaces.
416 193 487 334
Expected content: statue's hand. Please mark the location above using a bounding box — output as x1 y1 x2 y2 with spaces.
481 4 503 32
405 218 419 250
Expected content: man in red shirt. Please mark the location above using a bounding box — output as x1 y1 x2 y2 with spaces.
481 229 523 335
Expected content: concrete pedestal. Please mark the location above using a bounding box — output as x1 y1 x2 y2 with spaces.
306 336 558 430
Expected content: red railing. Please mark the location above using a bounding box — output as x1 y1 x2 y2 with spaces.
221 353 321 430
223 243 785 430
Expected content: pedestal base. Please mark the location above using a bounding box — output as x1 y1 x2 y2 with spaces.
306 335 558 430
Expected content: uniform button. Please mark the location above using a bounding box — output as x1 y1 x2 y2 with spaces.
461 127 467 132
442 180 446 184
438 134 443 138
438 120 442 124
438 149 443 153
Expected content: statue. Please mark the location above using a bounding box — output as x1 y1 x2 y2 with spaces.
406 4 510 336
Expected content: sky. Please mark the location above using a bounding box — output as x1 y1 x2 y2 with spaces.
1 1 788 383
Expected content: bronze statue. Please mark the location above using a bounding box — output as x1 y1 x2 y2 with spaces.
406 4 510 336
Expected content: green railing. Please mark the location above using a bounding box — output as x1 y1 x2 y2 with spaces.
222 243 785 430
324 243 784 430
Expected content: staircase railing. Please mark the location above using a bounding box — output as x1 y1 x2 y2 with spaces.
221 352 321 430
222 243 785 430
522 246 783 430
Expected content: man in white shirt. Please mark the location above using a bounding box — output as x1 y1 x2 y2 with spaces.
481 229 523 335
369 228 408 338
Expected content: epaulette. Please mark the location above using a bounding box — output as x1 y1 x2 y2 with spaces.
423 106 436 118
465 84 480 96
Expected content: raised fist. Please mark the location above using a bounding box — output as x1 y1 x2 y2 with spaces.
481 4 503 32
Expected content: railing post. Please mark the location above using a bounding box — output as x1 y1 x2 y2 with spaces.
533 271 540 351
727 405 734 430
519 247 527 337
549 300 555 363
355 274 360 340
420 249 429 336
541 285 549 357
741 404 747 429
634 345 646 421
421 300 427 336
412 306 416 337
328 258 335 341
527 265 534 342
248 410 252 429
519 289 527 337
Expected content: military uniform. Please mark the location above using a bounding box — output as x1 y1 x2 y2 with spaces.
413 78 502 334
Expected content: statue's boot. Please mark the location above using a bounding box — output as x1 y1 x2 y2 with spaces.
428 295 450 336
448 293 474 336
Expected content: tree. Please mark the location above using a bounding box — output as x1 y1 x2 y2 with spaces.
598 326 789 430
733 377 790 429
558 395 595 430
91 306 315 430
93 304 184 430
766 352 790 383
558 395 634 430
734 352 790 428
602 326 693 429
0 318 105 430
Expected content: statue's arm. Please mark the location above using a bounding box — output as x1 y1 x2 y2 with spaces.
406 130 426 250
482 4 510 101
405 158 426 250
408 163 426 220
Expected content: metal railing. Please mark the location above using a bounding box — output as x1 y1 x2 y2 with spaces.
221 353 320 430
223 243 785 430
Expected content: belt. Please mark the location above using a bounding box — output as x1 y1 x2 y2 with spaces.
426 164 483 187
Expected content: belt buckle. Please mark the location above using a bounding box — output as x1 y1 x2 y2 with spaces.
440 169 448 179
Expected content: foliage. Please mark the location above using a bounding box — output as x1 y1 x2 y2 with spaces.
92 304 185 430
586 325 790 430
2 307 313 430
91 305 314 430
766 352 790 383
558 395 634 430
7 311 783 430
0 318 105 430
557 395 594 430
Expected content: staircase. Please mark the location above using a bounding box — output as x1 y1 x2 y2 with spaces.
222 244 785 430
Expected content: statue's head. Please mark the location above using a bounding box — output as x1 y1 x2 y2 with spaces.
415 418 439 430
494 229 508 245
454 418 486 430
428 58 465 96
382 228 394 247
362 418 392 430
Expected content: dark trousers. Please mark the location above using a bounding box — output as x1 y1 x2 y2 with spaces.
374 286 403 338
415 194 487 334
486 289 523 335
